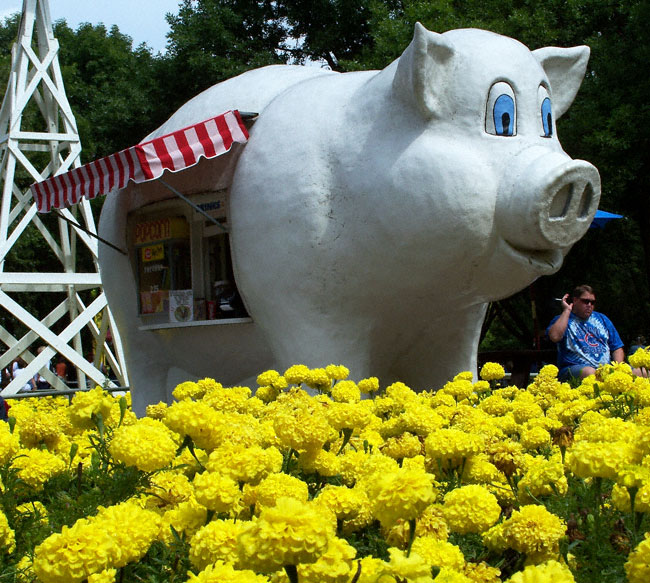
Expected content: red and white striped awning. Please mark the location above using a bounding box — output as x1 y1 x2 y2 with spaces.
31 110 249 213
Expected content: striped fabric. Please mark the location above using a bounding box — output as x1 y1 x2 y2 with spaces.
30 110 249 213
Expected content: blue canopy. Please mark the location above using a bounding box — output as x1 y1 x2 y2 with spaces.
590 209 624 229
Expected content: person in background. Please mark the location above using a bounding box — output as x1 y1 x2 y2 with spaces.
547 284 626 381
12 357 36 392
55 357 67 379
36 346 51 390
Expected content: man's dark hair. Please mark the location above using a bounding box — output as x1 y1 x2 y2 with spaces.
572 284 594 300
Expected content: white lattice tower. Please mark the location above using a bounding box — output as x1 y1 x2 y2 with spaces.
0 0 128 395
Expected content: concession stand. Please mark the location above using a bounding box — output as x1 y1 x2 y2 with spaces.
30 110 253 328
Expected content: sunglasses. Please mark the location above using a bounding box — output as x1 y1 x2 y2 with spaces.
577 298 596 305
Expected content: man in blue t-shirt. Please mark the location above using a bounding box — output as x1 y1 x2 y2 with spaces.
547 284 624 381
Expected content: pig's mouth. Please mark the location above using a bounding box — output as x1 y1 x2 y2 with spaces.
502 239 563 272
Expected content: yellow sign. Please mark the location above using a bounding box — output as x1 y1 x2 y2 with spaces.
141 244 164 262
135 217 189 245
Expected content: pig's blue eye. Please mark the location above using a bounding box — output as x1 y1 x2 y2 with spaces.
486 82 516 136
494 95 515 136
541 97 553 137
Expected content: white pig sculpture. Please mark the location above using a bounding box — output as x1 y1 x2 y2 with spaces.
99 24 600 413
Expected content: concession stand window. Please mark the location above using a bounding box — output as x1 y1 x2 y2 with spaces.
129 191 248 326
30 110 255 329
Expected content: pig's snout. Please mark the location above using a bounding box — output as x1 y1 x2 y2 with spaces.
496 152 601 251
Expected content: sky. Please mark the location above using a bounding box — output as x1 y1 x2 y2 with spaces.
0 0 181 54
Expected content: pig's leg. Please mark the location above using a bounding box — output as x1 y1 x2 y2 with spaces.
392 303 488 391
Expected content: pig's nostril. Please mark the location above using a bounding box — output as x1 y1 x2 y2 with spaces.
549 183 572 219
578 182 595 218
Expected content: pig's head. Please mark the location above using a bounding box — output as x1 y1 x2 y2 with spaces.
390 24 600 303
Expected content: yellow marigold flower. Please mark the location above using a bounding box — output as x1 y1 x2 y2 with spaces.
201 386 251 413
482 521 508 553
486 440 525 477
0 421 20 464
283 364 311 385
173 381 204 401
237 496 333 572
398 404 445 436
518 458 567 503
17 409 62 449
87 569 117 583
11 448 66 490
617 464 650 489
256 385 280 403
611 483 650 513
147 471 193 509
189 518 244 570
455 371 474 382
95 501 161 568
480 362 506 381
358 376 380 394
326 364 350 381
630 347 650 369
382 432 423 460
326 401 372 432
193 471 242 513
247 472 309 509
425 429 484 467
109 418 177 472
479 395 511 416
506 559 575 583
159 497 208 543
331 380 361 403
461 454 500 484
299 448 341 477
566 440 642 480
68 386 113 429
298 535 357 583
174 446 209 478
186 560 270 582
601 370 634 395
415 504 449 540
145 401 168 420
502 505 566 561
315 484 366 521
442 484 501 534
0 508 15 553
343 451 396 489
305 367 331 392
257 369 282 387
386 548 433 583
625 533 650 583
463 562 501 583
367 466 436 527
473 380 491 395
16 500 48 525
164 400 229 451
273 401 334 453
206 443 282 484
411 536 465 570
520 426 551 451
15 554 35 583
511 400 544 424
442 379 475 402
386 382 418 406
34 517 119 583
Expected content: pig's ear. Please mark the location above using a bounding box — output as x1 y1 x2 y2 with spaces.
533 45 590 119
393 22 455 118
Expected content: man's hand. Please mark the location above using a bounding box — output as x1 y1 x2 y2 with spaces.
560 293 573 312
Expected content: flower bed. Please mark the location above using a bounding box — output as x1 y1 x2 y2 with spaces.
2 355 650 583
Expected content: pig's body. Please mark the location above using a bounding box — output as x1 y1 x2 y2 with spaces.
99 26 600 413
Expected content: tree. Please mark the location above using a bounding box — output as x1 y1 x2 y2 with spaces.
161 0 287 111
